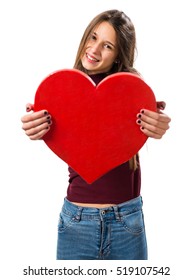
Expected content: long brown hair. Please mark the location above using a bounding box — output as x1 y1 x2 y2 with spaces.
74 10 139 170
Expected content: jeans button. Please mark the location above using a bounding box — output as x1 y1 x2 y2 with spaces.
101 210 105 215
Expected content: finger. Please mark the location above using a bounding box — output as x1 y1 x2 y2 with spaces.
25 122 51 139
22 115 52 131
136 115 170 133
156 101 166 110
21 110 49 123
140 126 165 139
137 113 160 129
29 127 51 140
138 119 166 138
139 109 171 125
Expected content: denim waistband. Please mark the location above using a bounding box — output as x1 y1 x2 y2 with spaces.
61 196 143 221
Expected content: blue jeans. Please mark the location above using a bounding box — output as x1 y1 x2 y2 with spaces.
57 196 147 260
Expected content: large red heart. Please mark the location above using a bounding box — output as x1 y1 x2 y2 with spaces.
34 69 156 183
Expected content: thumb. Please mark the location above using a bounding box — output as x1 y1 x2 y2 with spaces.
26 103 34 112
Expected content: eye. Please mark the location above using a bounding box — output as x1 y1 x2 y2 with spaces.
104 43 112 49
89 34 97 41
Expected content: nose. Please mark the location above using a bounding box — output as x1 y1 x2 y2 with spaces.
90 42 101 54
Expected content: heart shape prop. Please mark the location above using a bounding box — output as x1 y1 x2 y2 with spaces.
34 69 156 183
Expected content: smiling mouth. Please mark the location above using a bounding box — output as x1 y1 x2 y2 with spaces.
86 53 99 62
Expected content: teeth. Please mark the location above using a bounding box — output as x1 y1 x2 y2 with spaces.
87 54 98 62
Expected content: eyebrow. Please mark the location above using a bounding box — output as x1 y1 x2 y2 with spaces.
93 31 116 48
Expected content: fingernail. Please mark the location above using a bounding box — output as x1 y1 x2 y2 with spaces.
44 111 48 115
137 120 141 124
140 110 145 114
137 114 142 118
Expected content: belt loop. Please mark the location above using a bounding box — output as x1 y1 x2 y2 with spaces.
113 206 121 221
74 206 83 222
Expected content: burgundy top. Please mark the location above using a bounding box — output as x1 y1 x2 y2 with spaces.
66 73 141 204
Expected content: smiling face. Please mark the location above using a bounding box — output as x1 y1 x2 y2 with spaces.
81 21 118 75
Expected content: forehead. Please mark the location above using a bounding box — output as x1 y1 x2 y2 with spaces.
92 21 117 42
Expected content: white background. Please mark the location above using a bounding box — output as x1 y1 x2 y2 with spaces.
0 0 192 279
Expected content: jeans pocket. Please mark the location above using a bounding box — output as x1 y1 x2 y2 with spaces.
58 212 75 233
120 210 145 235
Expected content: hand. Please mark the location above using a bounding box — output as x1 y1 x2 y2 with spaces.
136 101 171 139
21 103 52 140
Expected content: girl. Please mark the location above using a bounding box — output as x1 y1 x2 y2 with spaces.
21 10 171 260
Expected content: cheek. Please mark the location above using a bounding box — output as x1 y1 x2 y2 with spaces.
84 42 93 51
80 47 88 61
103 54 116 66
